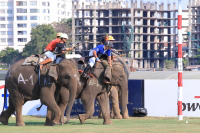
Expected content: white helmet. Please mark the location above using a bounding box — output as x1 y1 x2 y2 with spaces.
61 33 68 39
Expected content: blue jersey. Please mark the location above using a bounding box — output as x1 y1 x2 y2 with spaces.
92 45 112 56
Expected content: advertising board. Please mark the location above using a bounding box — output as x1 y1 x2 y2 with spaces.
144 80 200 117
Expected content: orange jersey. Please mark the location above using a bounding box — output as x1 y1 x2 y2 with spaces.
45 38 60 52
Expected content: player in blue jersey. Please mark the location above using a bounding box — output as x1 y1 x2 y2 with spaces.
82 41 114 80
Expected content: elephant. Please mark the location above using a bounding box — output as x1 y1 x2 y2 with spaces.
45 76 113 125
0 59 78 126
45 55 130 124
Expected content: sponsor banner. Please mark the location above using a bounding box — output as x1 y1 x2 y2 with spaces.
145 80 200 117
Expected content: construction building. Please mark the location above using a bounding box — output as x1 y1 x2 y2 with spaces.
72 0 189 68
188 0 200 65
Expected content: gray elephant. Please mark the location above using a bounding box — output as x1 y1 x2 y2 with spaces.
45 55 129 124
45 77 113 125
0 59 78 126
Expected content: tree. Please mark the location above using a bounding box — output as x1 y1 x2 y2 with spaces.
22 24 57 57
0 47 20 66
182 58 189 68
52 18 72 46
165 59 174 69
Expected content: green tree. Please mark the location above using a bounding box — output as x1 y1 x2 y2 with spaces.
0 47 20 66
22 24 57 57
165 59 174 69
183 58 189 68
52 18 72 46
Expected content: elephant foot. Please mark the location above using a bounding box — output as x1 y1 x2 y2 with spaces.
44 122 54 126
78 114 85 124
64 119 69 124
53 119 61 125
113 115 122 119
122 115 129 119
0 117 8 125
103 121 114 125
16 122 26 126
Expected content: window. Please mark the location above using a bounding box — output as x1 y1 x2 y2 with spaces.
18 38 27 42
7 2 12 6
61 4 65 8
18 24 27 28
30 9 39 13
7 24 13 28
47 9 50 13
0 31 6 35
30 1 37 6
17 16 27 20
42 2 46 6
16 1 27 6
0 38 6 42
0 2 5 6
58 10 60 15
7 38 13 42
7 9 12 14
0 17 5 21
57 3 60 8
47 2 50 6
30 16 39 20
0 24 6 28
0 9 5 14
42 9 46 13
47 16 50 21
31 23 38 28
7 31 13 35
61 11 65 15
18 31 27 35
17 8 27 13
43 16 46 20
7 17 13 21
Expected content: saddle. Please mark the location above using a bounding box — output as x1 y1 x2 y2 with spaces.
22 54 47 66
75 55 111 81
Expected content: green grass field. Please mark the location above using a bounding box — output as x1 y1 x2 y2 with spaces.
1 116 200 133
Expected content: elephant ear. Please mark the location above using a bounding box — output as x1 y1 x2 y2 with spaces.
49 65 58 81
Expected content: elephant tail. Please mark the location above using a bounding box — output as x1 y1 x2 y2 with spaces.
2 84 6 112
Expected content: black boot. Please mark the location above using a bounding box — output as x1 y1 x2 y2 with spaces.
82 65 91 79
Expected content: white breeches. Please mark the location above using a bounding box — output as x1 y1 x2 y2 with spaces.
44 51 56 61
89 50 96 67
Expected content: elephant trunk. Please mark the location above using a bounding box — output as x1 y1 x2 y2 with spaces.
120 83 128 115
65 78 77 123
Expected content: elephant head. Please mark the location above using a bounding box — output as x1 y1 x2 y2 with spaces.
48 59 78 123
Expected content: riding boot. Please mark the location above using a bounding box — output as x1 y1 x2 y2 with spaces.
82 65 91 79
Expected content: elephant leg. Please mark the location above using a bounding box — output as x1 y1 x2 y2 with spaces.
0 98 15 125
96 93 113 125
44 107 54 126
40 85 61 125
98 107 103 118
15 103 25 126
58 87 69 124
78 90 96 124
9 88 26 126
110 87 122 119
118 90 129 119
65 77 77 124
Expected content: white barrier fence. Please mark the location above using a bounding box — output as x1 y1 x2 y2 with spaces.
145 80 200 117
